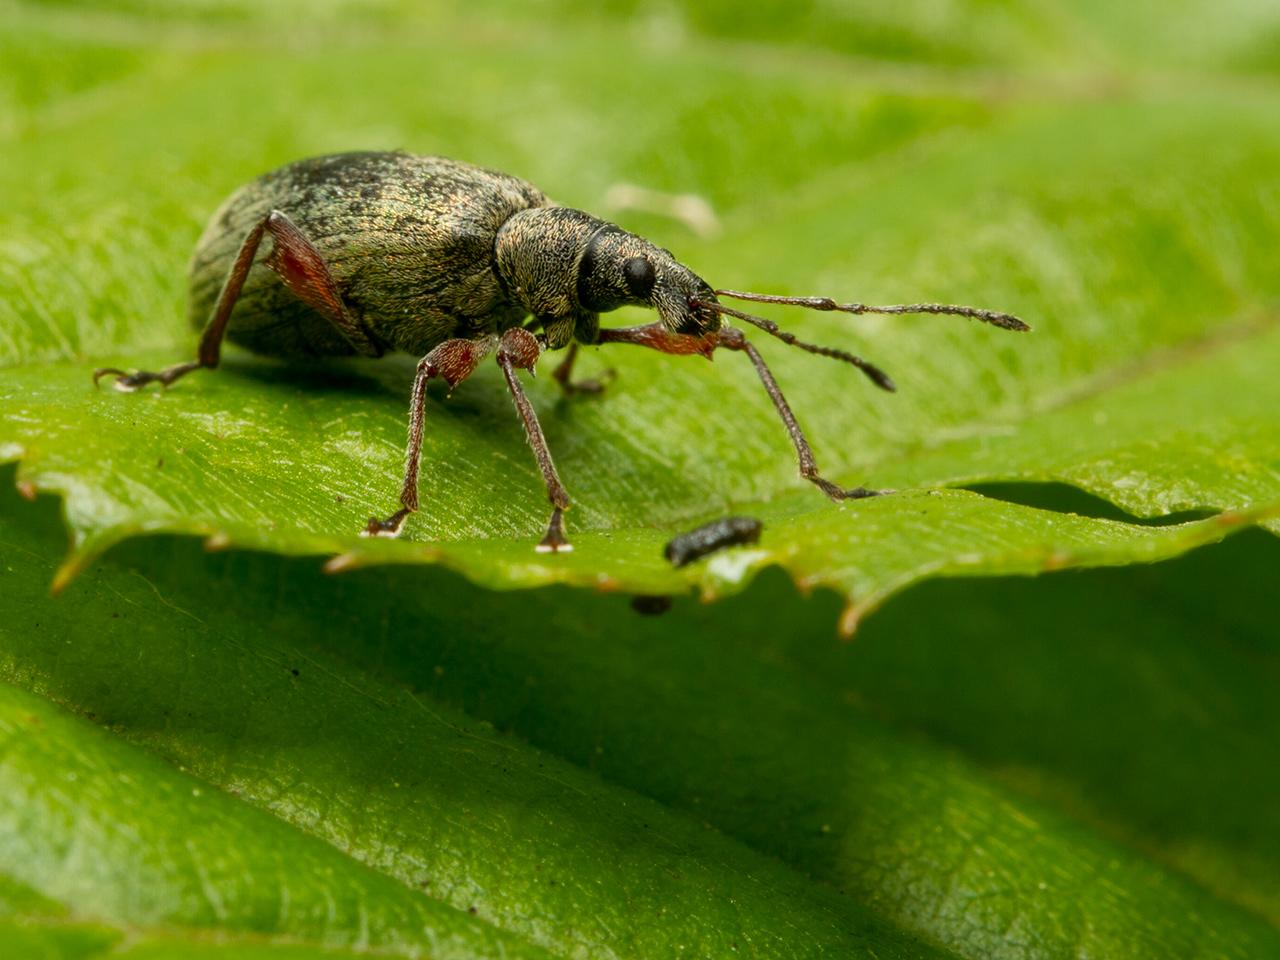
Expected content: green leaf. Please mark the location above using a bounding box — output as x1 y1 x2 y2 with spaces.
3 3 1280 956
3 3 1280 628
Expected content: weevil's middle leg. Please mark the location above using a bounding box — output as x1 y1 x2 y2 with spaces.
364 337 493 538
496 327 574 552
551 343 615 396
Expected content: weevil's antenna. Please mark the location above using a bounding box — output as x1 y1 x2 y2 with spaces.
692 299 897 392
715 289 1030 332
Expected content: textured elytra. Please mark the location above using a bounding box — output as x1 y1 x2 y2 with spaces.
189 151 720 359
189 152 548 357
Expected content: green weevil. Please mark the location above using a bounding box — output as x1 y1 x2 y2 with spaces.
94 151 1028 551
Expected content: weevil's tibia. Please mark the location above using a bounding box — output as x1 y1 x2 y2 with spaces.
496 328 574 552
715 326 883 500
93 210 378 392
364 337 492 538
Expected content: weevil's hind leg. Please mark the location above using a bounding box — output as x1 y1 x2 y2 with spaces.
496 328 573 552
364 337 493 538
94 213 271 391
94 209 377 392
260 210 380 357
717 326 884 500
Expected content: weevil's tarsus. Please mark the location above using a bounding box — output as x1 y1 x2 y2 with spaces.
714 289 1030 332
693 300 896 392
496 328 574 552
717 326 887 501
94 209 379 392
363 506 411 538
551 342 615 396
536 506 572 553
364 336 493 538
93 361 203 391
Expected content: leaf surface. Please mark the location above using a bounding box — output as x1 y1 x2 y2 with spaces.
3 4 1280 957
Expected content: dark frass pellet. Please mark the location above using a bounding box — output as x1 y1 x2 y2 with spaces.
93 152 1028 552
664 516 764 568
630 595 673 616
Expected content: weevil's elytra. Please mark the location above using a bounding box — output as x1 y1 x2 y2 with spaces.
93 151 1029 551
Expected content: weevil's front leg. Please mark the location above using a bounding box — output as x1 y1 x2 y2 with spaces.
598 322 881 500
94 209 378 392
596 322 718 358
496 327 573 552
716 326 882 500
364 337 493 537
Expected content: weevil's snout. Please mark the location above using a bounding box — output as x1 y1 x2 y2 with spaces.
656 271 721 337
684 294 724 336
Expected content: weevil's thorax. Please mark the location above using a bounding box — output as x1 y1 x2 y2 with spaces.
495 208 599 319
495 207 721 337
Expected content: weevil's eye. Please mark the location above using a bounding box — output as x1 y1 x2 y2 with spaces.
622 257 656 298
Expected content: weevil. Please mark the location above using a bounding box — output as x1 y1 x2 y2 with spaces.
94 152 1028 551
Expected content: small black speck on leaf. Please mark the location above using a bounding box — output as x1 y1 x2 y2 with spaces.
630 594 672 616
664 516 763 567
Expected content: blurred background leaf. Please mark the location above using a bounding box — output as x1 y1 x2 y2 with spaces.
2 0 1279 957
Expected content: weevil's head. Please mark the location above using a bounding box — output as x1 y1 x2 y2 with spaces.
495 208 721 339
576 226 722 337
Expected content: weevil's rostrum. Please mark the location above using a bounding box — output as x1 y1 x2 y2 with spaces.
94 151 1029 551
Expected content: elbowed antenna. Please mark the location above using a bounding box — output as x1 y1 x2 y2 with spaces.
714 289 1031 332
692 299 897 392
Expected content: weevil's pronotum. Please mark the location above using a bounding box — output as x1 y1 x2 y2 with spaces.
94 152 1029 551
664 516 765 568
